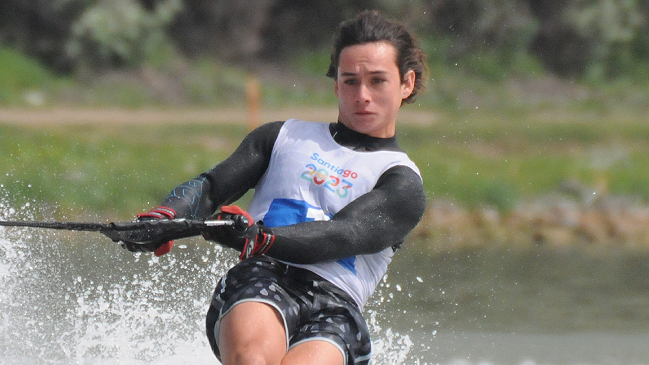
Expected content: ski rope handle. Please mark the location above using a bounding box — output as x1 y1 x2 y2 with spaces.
0 218 234 233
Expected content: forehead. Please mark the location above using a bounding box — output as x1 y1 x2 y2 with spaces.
338 41 398 73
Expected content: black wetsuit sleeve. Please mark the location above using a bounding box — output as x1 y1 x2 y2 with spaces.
266 164 426 264
158 121 283 219
156 120 425 264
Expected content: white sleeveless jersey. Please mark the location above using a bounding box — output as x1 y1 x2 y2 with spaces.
247 119 421 309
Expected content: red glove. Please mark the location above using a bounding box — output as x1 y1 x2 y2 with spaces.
203 205 275 260
119 206 176 256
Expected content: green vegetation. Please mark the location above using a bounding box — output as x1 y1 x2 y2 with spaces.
0 46 253 108
0 123 246 219
0 47 71 106
398 108 649 212
1 42 648 221
2 102 648 220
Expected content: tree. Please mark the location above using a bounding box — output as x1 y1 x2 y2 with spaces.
67 0 182 70
1 0 647 80
0 0 87 73
167 0 375 64
425 0 539 73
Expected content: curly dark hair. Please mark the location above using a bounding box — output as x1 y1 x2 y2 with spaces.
326 10 427 104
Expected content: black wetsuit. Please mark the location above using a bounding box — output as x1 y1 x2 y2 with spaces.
160 121 426 263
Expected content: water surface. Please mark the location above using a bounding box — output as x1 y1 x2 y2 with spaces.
2 224 649 364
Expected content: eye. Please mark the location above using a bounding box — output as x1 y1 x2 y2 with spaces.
372 77 387 84
343 78 358 85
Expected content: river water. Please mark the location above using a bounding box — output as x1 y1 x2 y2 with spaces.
2 220 649 364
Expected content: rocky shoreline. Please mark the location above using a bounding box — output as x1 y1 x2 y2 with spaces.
413 193 649 250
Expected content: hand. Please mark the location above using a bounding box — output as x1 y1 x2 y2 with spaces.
202 205 275 260
120 206 176 256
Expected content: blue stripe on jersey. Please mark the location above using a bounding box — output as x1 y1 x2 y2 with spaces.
263 198 356 273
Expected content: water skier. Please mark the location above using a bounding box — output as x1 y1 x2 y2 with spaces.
123 10 427 365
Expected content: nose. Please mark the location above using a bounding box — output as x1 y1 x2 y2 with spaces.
356 83 371 104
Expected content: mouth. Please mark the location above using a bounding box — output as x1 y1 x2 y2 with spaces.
354 110 375 117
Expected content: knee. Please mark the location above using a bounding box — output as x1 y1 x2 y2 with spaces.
223 351 273 365
214 302 287 365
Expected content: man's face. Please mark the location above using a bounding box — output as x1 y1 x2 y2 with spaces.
334 41 415 138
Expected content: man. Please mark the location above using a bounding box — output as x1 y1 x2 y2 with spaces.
123 10 427 365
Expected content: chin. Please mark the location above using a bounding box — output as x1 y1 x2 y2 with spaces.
340 114 386 136
349 121 375 134
354 124 388 138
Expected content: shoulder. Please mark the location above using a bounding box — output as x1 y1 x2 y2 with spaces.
254 119 328 137
242 121 285 149
249 120 285 137
283 119 329 132
377 164 425 207
269 119 331 147
378 164 423 189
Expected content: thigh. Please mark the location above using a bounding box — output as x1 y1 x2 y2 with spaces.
282 340 344 365
218 301 287 365
205 257 302 361
288 281 372 365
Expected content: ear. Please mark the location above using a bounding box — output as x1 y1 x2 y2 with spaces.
334 78 340 98
401 69 416 100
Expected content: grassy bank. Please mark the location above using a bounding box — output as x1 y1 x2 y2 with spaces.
404 106 649 210
0 122 247 219
1 46 649 247
1 105 649 249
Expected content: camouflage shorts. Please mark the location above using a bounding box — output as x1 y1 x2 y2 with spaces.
205 256 371 365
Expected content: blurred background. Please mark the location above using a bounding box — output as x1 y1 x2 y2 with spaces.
1 0 648 105
2 1 649 364
2 0 649 246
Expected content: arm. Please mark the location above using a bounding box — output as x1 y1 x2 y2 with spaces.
160 121 283 219
265 165 426 264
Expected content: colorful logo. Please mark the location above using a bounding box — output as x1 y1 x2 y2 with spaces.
300 152 359 198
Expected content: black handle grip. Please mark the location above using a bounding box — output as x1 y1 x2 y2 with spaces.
233 215 250 231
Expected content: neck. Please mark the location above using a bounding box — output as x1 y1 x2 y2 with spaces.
329 122 402 152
